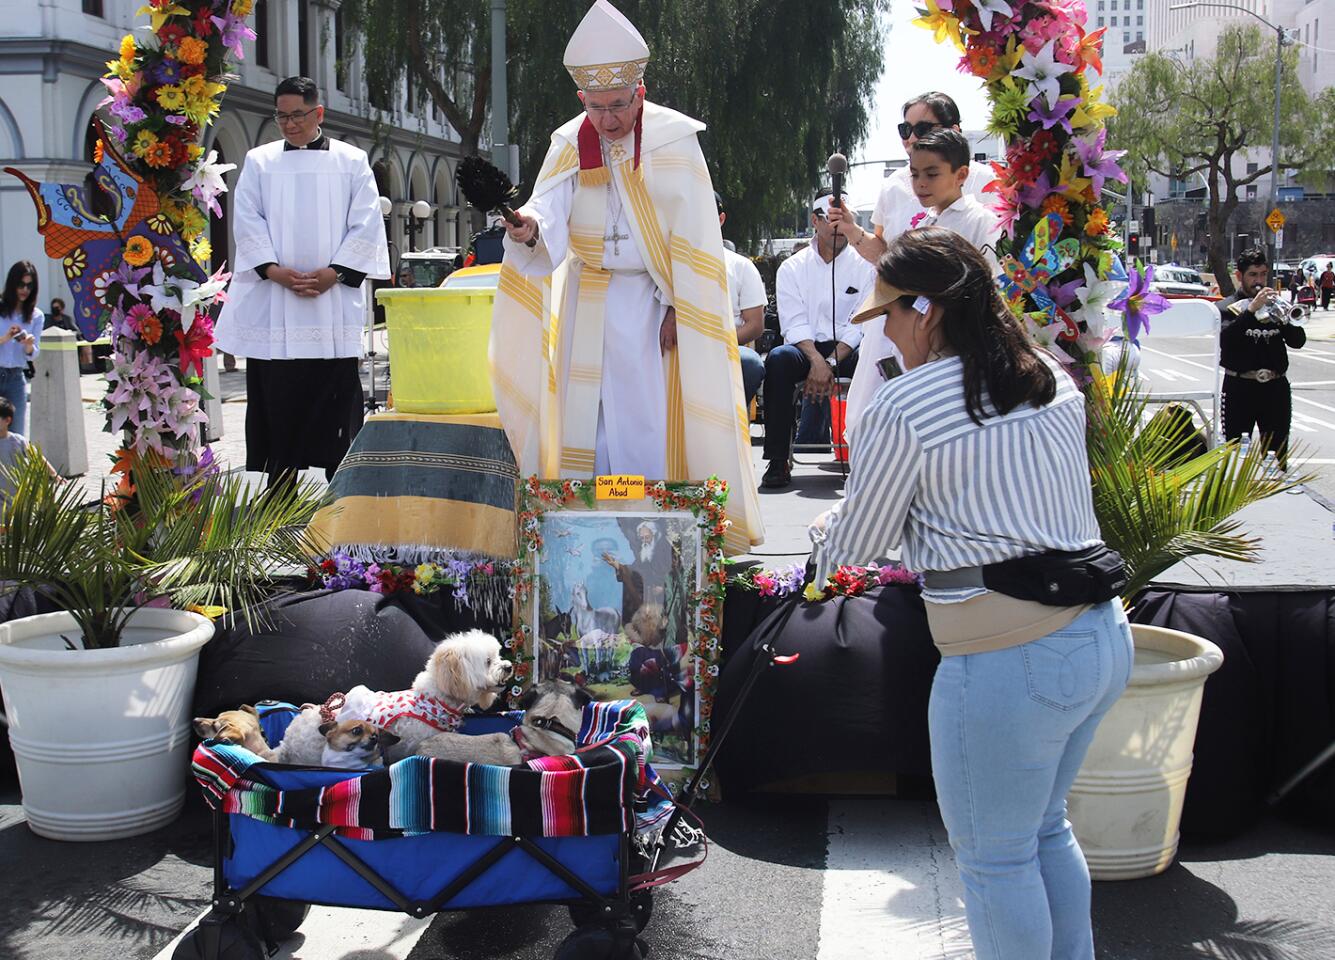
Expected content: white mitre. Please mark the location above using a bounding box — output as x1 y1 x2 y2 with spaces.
563 0 650 91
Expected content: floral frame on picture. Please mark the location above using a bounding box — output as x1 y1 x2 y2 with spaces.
513 477 729 784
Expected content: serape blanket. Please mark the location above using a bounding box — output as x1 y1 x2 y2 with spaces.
192 700 663 841
305 412 520 564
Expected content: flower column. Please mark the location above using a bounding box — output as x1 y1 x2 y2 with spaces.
916 0 1144 365
96 0 255 477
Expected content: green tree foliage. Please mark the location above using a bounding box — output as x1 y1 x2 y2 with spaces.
340 0 888 245
1109 25 1335 294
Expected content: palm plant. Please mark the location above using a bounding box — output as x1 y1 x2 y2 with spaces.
0 448 323 649
1085 365 1306 599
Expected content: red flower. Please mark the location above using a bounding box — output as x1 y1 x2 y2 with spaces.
174 319 214 378
192 9 214 36
1029 130 1059 159
179 62 206 80
158 23 188 44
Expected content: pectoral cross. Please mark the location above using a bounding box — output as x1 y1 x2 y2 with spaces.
604 226 631 257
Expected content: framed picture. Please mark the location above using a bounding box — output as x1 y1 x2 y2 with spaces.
513 478 729 781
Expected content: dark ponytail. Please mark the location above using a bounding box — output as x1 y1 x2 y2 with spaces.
878 227 1055 424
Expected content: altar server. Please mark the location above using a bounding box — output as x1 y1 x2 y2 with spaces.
216 76 390 483
491 0 763 553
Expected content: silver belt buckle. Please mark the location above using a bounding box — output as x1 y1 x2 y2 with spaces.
1255 369 1275 383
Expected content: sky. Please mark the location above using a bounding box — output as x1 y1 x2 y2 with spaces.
844 0 992 213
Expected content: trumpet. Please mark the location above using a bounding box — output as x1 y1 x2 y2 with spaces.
1257 300 1310 325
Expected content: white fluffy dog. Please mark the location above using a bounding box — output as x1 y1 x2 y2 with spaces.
271 629 513 766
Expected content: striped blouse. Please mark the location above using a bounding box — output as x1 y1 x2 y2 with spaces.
813 352 1102 602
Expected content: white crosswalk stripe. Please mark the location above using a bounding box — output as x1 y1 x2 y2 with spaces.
818 799 972 960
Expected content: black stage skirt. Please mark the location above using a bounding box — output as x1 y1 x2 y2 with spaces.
246 357 363 478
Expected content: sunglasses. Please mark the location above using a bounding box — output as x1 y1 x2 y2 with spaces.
897 120 945 140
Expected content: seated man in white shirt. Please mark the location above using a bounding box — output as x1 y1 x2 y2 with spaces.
760 192 876 489
718 192 767 405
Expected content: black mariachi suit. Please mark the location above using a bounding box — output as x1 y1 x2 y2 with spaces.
1216 292 1306 466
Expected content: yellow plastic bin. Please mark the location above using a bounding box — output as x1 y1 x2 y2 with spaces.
376 287 497 414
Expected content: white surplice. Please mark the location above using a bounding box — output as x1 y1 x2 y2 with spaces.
502 133 668 479
215 138 391 360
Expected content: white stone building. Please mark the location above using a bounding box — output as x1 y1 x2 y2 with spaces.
0 0 473 306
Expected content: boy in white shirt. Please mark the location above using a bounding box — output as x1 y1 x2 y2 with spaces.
908 129 1001 269
841 130 1003 439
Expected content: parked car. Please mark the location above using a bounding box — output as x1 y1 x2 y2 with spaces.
1298 254 1335 279
1149 266 1209 297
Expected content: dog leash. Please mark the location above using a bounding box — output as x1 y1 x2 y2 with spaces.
628 781 709 891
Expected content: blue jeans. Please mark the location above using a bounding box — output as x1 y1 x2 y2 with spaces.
928 600 1134 960
739 346 764 407
0 367 27 436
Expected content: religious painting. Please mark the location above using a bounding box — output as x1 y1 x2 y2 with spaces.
516 479 731 777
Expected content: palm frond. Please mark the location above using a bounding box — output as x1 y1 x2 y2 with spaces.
1085 362 1309 598
0 449 324 648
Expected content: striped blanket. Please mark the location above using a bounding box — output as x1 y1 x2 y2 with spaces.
305 412 520 563
192 700 668 841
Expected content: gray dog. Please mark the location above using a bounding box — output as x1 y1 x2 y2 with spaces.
414 679 592 765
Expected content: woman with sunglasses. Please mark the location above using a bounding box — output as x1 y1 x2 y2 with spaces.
0 261 44 436
812 228 1133 960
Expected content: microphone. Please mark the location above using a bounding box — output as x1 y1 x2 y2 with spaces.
827 152 848 208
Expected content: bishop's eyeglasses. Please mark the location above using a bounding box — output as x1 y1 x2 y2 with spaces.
584 99 637 115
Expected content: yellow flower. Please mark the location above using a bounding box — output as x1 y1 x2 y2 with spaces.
1071 78 1117 130
106 55 136 82
136 1 190 32
177 36 207 66
233 0 254 15
1057 152 1093 201
190 236 212 265
803 582 827 603
187 143 204 162
123 235 156 266
132 129 158 158
180 204 207 237
185 604 227 621
119 34 136 63
155 84 186 111
913 0 977 52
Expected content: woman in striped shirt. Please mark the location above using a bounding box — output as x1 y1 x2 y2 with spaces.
814 228 1133 960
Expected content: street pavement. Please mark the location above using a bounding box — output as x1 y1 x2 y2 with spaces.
3 332 1335 960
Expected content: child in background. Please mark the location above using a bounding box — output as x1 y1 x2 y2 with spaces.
908 130 1001 269
0 396 57 502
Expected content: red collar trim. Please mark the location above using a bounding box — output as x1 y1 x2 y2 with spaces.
576 108 644 174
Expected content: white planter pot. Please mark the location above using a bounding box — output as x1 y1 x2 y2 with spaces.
1067 623 1224 881
0 608 214 841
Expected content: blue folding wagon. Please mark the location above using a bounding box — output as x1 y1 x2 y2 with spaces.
174 700 676 960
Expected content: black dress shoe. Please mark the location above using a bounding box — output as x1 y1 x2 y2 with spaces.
760 459 792 489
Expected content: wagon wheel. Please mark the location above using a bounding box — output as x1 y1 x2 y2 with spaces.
252 897 311 946
567 888 653 933
171 917 267 960
553 916 649 960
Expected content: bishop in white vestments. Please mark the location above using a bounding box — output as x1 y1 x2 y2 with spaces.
490 0 763 553
215 77 390 482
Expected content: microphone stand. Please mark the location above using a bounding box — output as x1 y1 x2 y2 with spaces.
827 206 849 484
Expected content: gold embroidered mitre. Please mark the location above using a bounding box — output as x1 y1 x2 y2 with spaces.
563 0 650 91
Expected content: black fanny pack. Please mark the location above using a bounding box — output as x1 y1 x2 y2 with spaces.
926 545 1128 607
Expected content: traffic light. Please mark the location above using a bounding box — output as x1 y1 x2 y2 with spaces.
1128 232 1140 254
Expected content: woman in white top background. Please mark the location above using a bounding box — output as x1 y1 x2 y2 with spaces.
814 227 1133 960
0 261 44 437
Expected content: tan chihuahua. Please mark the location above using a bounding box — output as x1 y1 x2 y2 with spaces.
319 719 401 769
193 704 276 760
